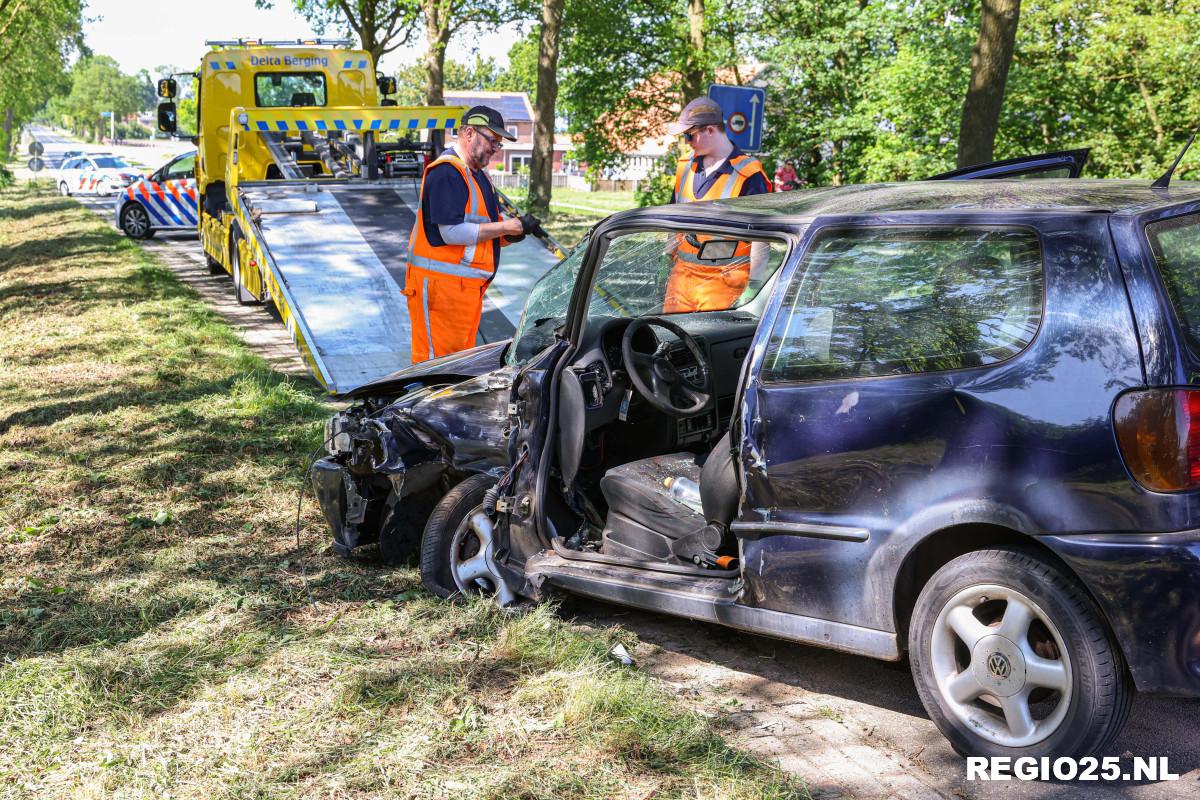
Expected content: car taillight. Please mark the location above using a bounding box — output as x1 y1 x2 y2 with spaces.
1114 388 1200 492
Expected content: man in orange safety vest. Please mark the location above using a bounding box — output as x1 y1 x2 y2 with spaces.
404 105 537 363
664 96 772 314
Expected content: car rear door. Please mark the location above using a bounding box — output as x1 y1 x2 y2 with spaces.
928 148 1090 180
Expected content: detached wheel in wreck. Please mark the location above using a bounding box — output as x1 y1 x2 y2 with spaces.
909 547 1133 758
420 474 514 605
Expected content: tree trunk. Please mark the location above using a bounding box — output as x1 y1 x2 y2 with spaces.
423 0 451 153
3 108 12 157
529 0 564 217
956 0 1021 168
680 0 706 102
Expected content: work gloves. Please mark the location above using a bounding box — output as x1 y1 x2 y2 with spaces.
504 212 544 245
519 212 545 237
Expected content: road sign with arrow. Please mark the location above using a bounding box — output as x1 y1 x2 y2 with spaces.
707 84 765 152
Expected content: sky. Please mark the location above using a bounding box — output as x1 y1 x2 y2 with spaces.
82 0 524 78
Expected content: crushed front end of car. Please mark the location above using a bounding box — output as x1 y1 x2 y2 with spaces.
310 343 516 561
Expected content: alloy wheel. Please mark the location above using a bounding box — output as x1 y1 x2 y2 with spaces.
929 583 1072 748
122 204 150 238
448 509 515 605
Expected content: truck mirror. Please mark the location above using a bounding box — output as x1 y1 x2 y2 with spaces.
157 102 178 134
377 75 397 96
380 98 397 107
157 78 177 99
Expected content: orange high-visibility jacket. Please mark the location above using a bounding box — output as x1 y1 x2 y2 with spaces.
665 153 771 313
406 150 500 281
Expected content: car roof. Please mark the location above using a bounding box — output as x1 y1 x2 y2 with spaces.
701 179 1200 220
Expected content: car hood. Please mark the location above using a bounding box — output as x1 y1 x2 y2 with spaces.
341 339 510 399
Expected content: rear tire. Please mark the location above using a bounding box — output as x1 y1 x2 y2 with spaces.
419 474 497 599
909 547 1133 758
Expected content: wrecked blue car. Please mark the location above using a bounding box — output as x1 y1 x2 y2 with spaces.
312 152 1200 758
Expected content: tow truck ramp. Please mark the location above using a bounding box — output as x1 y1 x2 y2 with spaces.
238 179 560 394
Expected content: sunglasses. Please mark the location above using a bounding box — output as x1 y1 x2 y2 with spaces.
682 127 706 143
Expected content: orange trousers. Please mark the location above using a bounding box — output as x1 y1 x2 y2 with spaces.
404 264 490 363
663 259 749 314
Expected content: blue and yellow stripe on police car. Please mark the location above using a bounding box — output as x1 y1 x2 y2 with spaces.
230 105 468 135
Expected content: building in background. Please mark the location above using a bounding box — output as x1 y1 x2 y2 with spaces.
444 91 573 177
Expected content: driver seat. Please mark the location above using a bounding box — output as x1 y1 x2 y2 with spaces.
599 432 739 566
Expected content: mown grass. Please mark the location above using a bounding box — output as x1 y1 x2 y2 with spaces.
0 184 807 799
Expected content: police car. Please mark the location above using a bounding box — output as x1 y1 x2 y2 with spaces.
55 153 141 197
114 151 198 239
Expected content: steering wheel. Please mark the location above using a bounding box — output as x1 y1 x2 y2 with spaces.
621 317 713 418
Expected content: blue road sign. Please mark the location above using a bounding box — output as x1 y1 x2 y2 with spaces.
707 84 765 152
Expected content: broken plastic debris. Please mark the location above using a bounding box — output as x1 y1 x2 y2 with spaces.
610 643 634 666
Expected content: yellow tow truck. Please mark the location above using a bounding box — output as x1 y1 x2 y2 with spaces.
156 39 560 394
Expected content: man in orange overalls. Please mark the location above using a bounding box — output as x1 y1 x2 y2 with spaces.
663 97 771 314
404 105 534 362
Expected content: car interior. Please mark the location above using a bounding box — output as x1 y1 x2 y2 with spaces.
533 227 793 574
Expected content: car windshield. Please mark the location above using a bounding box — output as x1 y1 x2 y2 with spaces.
92 157 130 169
507 238 588 365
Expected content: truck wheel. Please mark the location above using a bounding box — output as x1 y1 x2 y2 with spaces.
909 547 1132 758
206 251 224 275
420 474 514 605
230 231 259 305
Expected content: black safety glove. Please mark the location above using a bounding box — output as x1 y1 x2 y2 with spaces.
519 212 545 237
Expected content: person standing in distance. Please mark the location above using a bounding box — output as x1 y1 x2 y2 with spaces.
404 105 536 362
664 97 771 314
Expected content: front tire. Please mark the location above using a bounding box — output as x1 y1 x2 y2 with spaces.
909 547 1132 758
120 203 154 239
419 474 513 604
59 182 71 196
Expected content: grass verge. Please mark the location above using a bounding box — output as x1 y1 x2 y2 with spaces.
0 183 808 798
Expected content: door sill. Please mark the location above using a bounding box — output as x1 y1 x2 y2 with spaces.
526 552 900 661
548 538 738 579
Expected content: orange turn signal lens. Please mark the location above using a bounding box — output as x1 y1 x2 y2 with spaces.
1113 388 1200 492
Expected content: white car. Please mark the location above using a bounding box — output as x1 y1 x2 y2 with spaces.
55 153 141 197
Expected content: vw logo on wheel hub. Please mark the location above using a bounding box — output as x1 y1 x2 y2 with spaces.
987 651 1012 680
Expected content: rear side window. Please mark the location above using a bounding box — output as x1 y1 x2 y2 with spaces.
1146 213 1200 353
254 72 327 107
763 227 1043 382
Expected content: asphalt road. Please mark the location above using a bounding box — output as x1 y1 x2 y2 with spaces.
19 125 1200 800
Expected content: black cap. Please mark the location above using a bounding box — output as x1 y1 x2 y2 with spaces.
461 105 517 141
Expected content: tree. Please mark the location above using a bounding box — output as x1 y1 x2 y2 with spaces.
0 0 84 155
266 0 422 62
956 0 1021 168
54 56 144 142
528 0 564 216
414 0 521 149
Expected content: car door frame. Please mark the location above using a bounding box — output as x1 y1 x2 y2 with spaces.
505 208 804 569
927 148 1090 181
